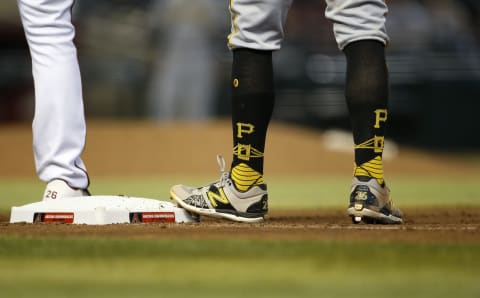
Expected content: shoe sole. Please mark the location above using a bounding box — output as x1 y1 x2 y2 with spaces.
170 190 265 223
347 207 403 224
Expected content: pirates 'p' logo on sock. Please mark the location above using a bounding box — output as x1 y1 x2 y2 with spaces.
233 122 264 161
374 109 388 128
236 122 255 138
353 109 388 185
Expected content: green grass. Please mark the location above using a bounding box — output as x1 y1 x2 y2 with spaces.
0 237 479 298
1 175 480 212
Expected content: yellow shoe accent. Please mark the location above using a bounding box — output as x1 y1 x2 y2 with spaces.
354 156 384 185
231 163 264 192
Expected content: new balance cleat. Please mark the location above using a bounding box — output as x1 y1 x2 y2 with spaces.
347 176 403 224
42 179 90 201
170 155 268 223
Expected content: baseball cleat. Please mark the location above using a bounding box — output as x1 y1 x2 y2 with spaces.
347 176 403 224
42 179 90 201
170 155 268 223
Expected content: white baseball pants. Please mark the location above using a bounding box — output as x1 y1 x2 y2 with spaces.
228 0 389 50
17 0 89 189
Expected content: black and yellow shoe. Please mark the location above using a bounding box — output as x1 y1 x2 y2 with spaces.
170 155 268 223
347 176 403 224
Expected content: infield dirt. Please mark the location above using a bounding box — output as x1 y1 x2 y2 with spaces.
0 120 479 242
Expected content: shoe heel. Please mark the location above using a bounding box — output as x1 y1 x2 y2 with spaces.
354 202 364 211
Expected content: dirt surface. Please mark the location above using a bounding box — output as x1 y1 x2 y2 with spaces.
1 121 479 242
1 208 479 243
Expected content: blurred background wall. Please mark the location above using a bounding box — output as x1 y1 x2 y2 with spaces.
1 0 480 150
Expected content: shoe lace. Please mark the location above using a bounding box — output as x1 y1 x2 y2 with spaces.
216 154 231 187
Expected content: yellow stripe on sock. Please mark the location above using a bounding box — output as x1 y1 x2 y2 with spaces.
354 156 384 185
233 145 264 161
231 163 264 191
354 135 385 153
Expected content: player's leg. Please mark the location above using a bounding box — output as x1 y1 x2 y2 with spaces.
325 0 402 223
17 0 90 200
170 0 293 222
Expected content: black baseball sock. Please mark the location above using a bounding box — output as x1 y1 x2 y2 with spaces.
344 40 389 185
230 48 274 191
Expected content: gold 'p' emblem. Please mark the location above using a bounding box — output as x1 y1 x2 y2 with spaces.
374 109 388 128
236 122 255 138
233 78 239 88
